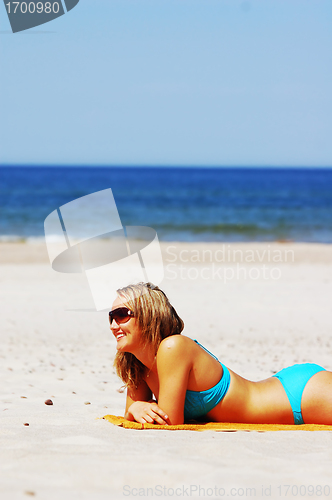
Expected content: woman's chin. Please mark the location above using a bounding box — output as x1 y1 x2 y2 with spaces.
116 341 128 352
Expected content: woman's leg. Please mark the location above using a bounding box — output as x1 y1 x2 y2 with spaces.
301 370 332 424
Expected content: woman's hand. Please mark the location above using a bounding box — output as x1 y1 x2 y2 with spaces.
126 401 170 425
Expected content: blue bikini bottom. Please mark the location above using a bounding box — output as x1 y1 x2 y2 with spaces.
272 363 326 424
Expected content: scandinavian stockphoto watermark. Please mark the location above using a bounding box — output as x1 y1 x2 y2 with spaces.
123 485 257 497
3 0 79 33
123 483 331 497
44 188 164 311
164 244 295 282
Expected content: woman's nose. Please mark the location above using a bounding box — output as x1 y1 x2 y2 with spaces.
110 319 119 330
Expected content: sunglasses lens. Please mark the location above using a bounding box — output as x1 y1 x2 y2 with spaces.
109 308 132 324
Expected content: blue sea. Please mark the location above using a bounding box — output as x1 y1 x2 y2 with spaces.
1 166 332 243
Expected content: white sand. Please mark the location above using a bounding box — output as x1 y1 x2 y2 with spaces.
1 241 332 499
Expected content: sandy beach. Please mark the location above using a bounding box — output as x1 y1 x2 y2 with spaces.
1 240 332 499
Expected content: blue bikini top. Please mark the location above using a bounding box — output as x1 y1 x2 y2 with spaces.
184 340 231 420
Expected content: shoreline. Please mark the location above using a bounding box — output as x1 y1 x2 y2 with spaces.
1 240 332 264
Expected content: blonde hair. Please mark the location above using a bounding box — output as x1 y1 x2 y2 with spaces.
113 282 184 388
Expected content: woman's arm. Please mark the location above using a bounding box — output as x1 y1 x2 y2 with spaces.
125 379 170 424
156 336 192 425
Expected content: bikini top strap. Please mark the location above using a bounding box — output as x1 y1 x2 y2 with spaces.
194 339 220 362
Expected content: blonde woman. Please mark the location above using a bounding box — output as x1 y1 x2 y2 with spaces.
111 282 332 426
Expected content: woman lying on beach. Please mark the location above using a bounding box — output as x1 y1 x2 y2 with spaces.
111 282 332 426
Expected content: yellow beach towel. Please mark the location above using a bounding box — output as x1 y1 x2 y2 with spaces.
103 415 332 432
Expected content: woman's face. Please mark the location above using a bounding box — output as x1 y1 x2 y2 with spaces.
110 296 142 354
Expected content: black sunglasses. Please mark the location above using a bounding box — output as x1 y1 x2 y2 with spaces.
109 307 134 325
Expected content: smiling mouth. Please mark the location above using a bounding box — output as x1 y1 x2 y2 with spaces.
116 333 126 341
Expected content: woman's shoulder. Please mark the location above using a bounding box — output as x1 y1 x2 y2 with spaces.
157 335 195 358
156 335 195 369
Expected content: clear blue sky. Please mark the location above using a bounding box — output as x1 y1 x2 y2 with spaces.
1 0 331 166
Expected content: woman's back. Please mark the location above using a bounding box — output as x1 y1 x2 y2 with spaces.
147 335 296 424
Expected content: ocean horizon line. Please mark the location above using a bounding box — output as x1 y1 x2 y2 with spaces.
1 164 332 170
